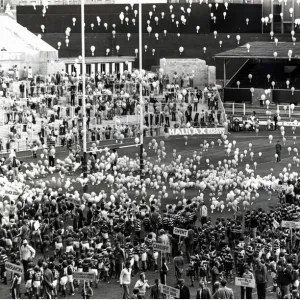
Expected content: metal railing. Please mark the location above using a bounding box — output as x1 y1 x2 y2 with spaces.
224 102 246 116
277 104 300 119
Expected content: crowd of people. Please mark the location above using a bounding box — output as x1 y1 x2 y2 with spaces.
0 126 296 299
0 68 223 155
1 67 299 300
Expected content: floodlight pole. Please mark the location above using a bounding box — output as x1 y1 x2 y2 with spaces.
139 0 144 175
81 0 88 192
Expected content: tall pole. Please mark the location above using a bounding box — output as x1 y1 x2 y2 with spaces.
139 0 144 174
81 0 88 192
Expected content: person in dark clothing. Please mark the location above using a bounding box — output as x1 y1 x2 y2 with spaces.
250 212 259 239
254 259 268 299
275 141 282 163
160 257 168 285
196 281 211 299
273 114 278 130
277 261 293 299
175 279 190 299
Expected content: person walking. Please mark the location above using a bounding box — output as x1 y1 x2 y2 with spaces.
174 251 184 280
175 279 190 299
134 273 150 299
150 279 163 299
49 146 56 167
254 259 268 299
20 240 36 275
82 281 93 299
43 262 53 299
275 141 282 163
273 114 278 130
120 261 132 299
241 265 254 299
196 281 212 299
10 157 20 181
277 262 293 299
212 279 234 299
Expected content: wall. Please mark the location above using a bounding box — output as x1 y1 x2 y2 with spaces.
272 89 300 104
160 58 210 88
0 50 59 76
37 32 287 79
15 3 281 79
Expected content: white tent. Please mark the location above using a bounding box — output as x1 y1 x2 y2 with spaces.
0 15 59 75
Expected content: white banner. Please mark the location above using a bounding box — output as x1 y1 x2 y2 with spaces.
281 220 300 229
282 121 299 127
160 285 180 298
173 227 188 237
73 272 95 281
0 52 24 61
3 189 20 199
5 262 23 275
235 277 256 289
168 127 225 136
153 242 171 253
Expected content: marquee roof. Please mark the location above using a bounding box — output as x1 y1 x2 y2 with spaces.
0 15 57 53
214 41 300 60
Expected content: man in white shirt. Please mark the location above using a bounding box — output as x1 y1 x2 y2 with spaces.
200 203 208 226
120 261 132 299
134 273 150 298
20 239 36 274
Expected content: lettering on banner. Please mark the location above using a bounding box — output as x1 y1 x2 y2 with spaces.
5 262 23 275
4 190 19 196
0 52 23 61
160 285 180 298
173 227 188 237
283 121 299 127
153 242 171 253
281 220 300 229
168 127 225 136
235 277 256 289
73 272 95 281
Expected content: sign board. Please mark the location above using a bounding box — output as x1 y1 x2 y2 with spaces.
68 198 81 206
160 285 180 298
5 262 23 275
73 272 95 281
283 121 299 127
4 189 20 199
153 242 171 253
0 52 24 61
281 220 300 229
173 227 188 237
168 127 225 136
235 277 256 289
260 121 299 127
115 115 139 125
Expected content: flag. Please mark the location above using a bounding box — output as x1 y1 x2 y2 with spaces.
273 219 279 229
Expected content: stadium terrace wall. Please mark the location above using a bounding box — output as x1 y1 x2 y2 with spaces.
224 88 252 103
272 90 300 104
16 3 265 79
17 4 262 34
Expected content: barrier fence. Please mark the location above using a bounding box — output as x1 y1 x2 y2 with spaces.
223 102 246 116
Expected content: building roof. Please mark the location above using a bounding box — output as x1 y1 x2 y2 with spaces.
63 56 136 64
0 15 57 53
214 41 300 60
